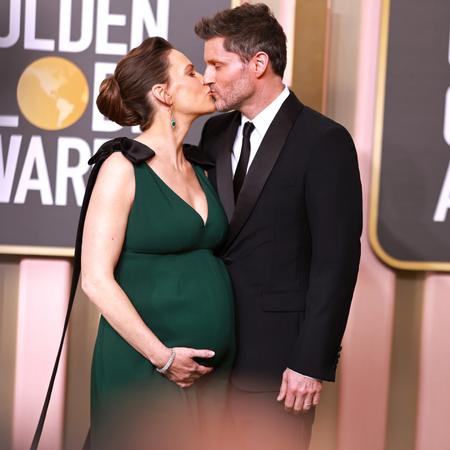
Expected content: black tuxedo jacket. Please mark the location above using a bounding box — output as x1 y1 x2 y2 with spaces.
199 92 362 391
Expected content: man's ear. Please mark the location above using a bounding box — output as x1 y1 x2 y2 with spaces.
253 51 269 78
152 84 172 106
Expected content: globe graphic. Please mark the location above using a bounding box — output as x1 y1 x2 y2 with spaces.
17 57 89 130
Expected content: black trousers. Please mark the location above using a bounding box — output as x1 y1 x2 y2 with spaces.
228 383 315 450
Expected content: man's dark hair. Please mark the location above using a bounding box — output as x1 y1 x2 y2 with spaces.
194 3 287 78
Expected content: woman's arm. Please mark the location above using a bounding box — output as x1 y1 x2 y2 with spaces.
81 152 213 387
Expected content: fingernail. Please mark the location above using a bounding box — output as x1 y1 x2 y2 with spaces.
209 351 215 356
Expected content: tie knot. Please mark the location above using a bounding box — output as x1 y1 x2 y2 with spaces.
243 121 255 138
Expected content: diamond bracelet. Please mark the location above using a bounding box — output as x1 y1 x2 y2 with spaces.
156 348 176 374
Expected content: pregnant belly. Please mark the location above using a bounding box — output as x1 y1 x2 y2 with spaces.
116 251 235 367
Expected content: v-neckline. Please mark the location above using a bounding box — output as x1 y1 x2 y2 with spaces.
144 163 209 227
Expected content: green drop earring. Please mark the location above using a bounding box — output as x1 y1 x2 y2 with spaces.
170 105 176 130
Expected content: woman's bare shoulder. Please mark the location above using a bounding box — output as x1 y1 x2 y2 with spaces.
91 151 135 204
99 151 134 177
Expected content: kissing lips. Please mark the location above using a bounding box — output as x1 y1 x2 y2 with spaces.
208 90 217 102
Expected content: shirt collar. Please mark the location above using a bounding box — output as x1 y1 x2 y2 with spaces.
241 85 290 136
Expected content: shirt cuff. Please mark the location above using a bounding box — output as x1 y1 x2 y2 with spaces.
287 368 322 382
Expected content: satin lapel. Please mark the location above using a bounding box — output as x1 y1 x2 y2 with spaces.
223 93 304 252
215 113 241 222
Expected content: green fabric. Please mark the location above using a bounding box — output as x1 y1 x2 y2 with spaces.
90 162 235 449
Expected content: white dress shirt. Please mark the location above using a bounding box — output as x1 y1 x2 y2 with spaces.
231 86 290 176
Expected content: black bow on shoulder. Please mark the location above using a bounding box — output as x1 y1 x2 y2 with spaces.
89 136 155 166
182 143 215 171
89 136 214 170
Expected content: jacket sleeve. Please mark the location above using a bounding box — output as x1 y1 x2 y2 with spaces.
287 123 362 382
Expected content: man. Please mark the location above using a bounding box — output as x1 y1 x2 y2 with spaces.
195 3 362 449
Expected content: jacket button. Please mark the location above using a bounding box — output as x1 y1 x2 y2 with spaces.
223 257 232 265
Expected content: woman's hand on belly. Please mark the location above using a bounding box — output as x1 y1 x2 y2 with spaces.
163 347 215 388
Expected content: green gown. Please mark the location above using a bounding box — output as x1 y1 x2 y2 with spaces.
89 145 235 450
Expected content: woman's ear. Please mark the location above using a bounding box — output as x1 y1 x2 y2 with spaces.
253 51 269 78
152 84 172 106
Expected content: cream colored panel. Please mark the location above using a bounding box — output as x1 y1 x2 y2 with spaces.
12 259 70 450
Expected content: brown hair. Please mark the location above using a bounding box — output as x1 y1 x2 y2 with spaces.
96 37 174 131
194 3 287 78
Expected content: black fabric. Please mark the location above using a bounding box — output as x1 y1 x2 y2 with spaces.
233 122 255 201
30 137 209 450
199 92 362 389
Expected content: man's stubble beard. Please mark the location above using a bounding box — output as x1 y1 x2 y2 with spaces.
213 68 254 113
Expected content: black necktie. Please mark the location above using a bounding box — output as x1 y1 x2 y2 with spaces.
234 121 255 201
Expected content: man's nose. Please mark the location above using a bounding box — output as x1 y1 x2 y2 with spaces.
202 67 214 85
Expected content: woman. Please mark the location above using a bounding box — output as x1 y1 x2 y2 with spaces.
81 37 235 449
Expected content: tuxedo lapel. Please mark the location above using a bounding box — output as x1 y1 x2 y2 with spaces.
223 93 304 252
215 113 241 222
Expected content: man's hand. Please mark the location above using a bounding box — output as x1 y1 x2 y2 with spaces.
277 369 322 414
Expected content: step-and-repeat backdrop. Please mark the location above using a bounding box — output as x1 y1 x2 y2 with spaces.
370 0 450 271
0 0 228 254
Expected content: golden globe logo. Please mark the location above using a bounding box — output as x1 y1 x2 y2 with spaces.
17 57 89 131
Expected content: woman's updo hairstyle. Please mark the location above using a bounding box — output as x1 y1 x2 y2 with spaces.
96 37 174 131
